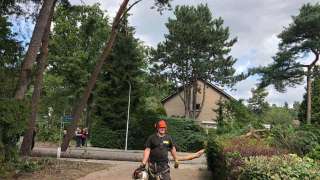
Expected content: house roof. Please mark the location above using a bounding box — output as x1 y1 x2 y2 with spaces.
161 79 235 104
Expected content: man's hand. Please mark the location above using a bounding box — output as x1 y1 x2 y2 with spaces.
195 149 205 158
139 162 146 169
174 160 179 169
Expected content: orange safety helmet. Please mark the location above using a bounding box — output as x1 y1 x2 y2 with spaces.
155 119 167 129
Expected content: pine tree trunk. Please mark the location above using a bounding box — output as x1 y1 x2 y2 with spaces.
196 81 206 118
20 5 54 155
192 79 197 120
186 87 191 118
14 0 56 100
306 52 319 124
183 85 188 117
61 0 130 152
306 68 312 124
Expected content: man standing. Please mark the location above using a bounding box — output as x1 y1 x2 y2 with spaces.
133 119 205 180
140 119 178 180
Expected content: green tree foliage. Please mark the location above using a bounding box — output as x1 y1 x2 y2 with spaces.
90 17 148 149
262 106 295 126
292 101 300 119
252 3 320 91
247 88 269 115
144 58 175 113
216 100 257 133
299 67 320 124
0 9 28 175
0 0 44 16
0 17 23 98
0 99 28 164
154 4 238 85
39 4 110 128
49 4 110 98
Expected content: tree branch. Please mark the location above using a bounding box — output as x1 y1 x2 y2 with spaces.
119 0 143 22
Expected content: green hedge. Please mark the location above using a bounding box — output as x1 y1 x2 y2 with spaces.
162 117 206 152
91 115 206 152
239 154 320 180
90 121 126 149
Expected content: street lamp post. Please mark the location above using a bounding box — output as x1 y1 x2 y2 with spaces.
125 81 131 151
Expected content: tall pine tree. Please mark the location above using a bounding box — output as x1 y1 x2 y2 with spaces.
151 4 239 119
252 3 320 124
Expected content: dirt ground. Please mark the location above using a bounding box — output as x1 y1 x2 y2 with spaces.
76 159 212 180
11 158 211 180
14 159 111 180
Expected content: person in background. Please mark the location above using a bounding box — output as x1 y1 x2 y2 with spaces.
75 127 82 147
81 128 88 147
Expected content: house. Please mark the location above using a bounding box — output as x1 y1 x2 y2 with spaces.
161 79 234 129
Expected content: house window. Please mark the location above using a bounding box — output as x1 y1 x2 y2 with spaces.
196 104 201 110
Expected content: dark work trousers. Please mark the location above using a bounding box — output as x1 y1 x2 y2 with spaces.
148 162 171 180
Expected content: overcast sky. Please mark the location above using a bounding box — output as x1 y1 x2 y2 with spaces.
68 0 318 106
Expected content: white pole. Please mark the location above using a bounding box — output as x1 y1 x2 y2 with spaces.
57 112 64 158
125 81 131 151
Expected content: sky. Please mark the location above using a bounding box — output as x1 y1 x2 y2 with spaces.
17 0 319 107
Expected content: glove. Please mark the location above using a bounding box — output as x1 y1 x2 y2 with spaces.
174 160 179 169
139 163 146 169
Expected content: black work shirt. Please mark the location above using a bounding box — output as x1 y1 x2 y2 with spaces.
145 133 176 164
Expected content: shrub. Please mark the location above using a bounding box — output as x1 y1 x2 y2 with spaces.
271 125 319 155
37 127 60 142
206 135 228 179
221 137 287 179
223 137 287 157
0 99 28 168
239 154 320 180
307 145 320 160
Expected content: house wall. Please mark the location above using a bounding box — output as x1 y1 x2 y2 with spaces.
195 81 229 123
163 91 186 118
163 80 230 124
